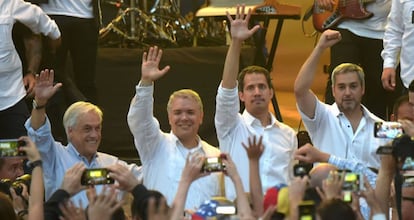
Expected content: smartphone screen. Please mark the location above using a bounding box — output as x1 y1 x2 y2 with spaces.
374 121 403 138
0 139 26 157
81 168 114 185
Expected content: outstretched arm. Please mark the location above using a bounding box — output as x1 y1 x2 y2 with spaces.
294 30 341 118
222 4 260 89
30 69 62 130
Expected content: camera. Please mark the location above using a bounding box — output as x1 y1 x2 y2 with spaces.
293 164 313 177
0 139 26 157
81 168 114 185
0 174 31 197
201 156 226 173
374 121 404 139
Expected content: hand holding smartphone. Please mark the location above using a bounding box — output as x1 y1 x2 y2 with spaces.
0 139 26 157
81 168 115 185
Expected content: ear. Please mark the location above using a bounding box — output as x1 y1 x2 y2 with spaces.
239 91 245 102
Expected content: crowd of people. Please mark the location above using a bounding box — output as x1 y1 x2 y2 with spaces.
1 0 414 219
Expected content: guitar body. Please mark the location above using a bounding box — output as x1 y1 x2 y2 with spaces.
313 0 374 32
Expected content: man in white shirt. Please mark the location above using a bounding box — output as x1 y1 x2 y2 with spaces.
215 5 297 200
294 29 386 170
381 0 414 92
0 0 60 139
127 46 222 210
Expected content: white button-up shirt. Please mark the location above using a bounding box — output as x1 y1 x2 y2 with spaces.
381 0 414 88
127 84 222 210
299 100 388 169
0 0 60 111
215 84 297 200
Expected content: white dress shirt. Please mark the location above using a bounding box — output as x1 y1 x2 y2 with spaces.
40 0 94 18
127 83 222 210
381 0 414 88
299 100 388 169
338 0 390 39
215 84 297 200
0 0 60 111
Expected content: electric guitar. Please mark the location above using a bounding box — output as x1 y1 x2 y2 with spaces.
312 0 375 32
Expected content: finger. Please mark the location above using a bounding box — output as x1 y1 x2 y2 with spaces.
241 4 246 19
142 51 148 63
236 4 240 19
315 186 326 200
226 11 233 22
155 48 163 62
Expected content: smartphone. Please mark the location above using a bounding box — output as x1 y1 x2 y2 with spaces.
296 130 314 169
202 157 226 172
298 200 315 220
81 168 114 185
341 172 363 192
0 139 26 157
293 164 313 177
374 121 404 139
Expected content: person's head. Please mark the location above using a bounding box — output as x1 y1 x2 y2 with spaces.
402 186 414 220
308 163 338 189
316 198 356 220
131 190 167 220
0 192 17 220
63 102 103 160
167 89 204 146
391 95 414 122
331 63 365 113
237 66 274 116
0 158 24 181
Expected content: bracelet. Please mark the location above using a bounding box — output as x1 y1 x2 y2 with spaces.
17 209 28 217
32 99 46 110
29 160 42 169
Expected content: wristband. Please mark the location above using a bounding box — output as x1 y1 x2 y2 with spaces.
29 160 43 169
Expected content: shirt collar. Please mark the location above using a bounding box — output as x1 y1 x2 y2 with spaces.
67 143 98 162
170 131 203 151
242 109 280 128
332 102 378 121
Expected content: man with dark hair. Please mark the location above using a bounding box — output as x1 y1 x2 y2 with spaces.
294 29 387 169
215 5 297 200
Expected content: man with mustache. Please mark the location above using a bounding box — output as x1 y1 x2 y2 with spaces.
294 29 386 170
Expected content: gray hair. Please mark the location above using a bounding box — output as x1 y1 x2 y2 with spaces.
63 101 103 137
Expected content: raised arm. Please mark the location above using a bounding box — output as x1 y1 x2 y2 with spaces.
30 69 62 130
222 153 254 219
242 136 264 217
294 30 341 118
222 4 260 89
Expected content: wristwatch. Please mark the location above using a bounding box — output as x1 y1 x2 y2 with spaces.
32 99 46 110
29 160 42 169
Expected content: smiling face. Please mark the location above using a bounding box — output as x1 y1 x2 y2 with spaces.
167 93 203 147
239 73 274 116
332 71 364 113
67 111 102 161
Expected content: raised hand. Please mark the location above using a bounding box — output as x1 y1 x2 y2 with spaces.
141 46 170 84
18 136 41 162
34 69 62 105
107 163 140 192
317 29 342 50
226 4 261 41
60 163 87 196
242 135 264 161
86 186 124 220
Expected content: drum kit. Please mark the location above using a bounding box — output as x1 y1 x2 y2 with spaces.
98 0 228 48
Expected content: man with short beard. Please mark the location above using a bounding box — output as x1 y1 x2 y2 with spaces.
294 29 387 169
